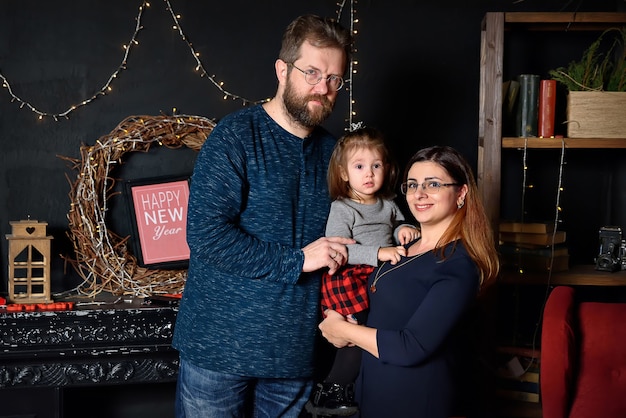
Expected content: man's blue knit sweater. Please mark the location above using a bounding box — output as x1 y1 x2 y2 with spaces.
172 104 336 378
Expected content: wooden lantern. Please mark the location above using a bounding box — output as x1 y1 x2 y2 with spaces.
5 219 53 303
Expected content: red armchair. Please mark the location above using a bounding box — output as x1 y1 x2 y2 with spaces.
540 285 626 418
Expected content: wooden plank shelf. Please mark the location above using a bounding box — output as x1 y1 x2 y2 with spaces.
504 11 626 31
500 264 626 286
502 137 626 149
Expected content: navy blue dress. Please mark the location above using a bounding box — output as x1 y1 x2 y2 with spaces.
354 240 480 418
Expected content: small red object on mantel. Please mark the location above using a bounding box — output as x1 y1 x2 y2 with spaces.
3 301 75 312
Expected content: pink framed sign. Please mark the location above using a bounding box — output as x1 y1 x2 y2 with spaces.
125 176 190 268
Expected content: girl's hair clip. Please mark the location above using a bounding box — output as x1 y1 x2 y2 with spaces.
349 121 365 132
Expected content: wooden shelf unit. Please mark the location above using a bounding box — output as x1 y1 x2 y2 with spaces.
477 12 626 284
477 13 626 418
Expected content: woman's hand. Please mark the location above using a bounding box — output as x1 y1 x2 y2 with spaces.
319 309 353 348
320 310 380 358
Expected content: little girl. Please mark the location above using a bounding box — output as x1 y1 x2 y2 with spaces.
306 126 419 417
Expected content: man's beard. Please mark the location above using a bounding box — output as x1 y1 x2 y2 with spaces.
283 81 334 129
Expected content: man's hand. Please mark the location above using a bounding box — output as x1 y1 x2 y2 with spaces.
302 236 355 275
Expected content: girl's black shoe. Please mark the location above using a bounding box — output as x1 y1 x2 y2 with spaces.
305 382 358 417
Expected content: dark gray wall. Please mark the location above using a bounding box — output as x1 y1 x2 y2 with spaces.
1 0 624 295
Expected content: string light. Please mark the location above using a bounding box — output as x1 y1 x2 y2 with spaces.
0 0 267 121
336 0 360 129
162 0 265 106
0 2 148 121
515 138 566 282
1 0 360 125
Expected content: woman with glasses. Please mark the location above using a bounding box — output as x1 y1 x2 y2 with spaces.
318 145 500 418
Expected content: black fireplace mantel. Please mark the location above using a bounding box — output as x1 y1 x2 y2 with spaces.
0 297 179 389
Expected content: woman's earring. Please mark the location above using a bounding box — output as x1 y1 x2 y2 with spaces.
457 200 465 209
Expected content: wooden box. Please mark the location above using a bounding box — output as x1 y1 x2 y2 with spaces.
566 91 626 138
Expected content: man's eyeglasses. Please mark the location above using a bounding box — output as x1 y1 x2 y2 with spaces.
400 181 460 195
288 63 344 91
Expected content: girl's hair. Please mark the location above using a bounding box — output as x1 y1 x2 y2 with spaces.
279 14 353 70
327 127 398 201
403 145 500 287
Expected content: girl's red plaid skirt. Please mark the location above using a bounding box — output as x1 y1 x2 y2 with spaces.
320 264 374 317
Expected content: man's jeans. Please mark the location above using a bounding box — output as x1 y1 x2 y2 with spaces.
175 358 313 418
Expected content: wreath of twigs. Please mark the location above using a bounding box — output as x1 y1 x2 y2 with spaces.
59 114 216 298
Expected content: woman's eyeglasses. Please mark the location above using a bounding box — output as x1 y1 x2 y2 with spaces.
400 181 460 195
